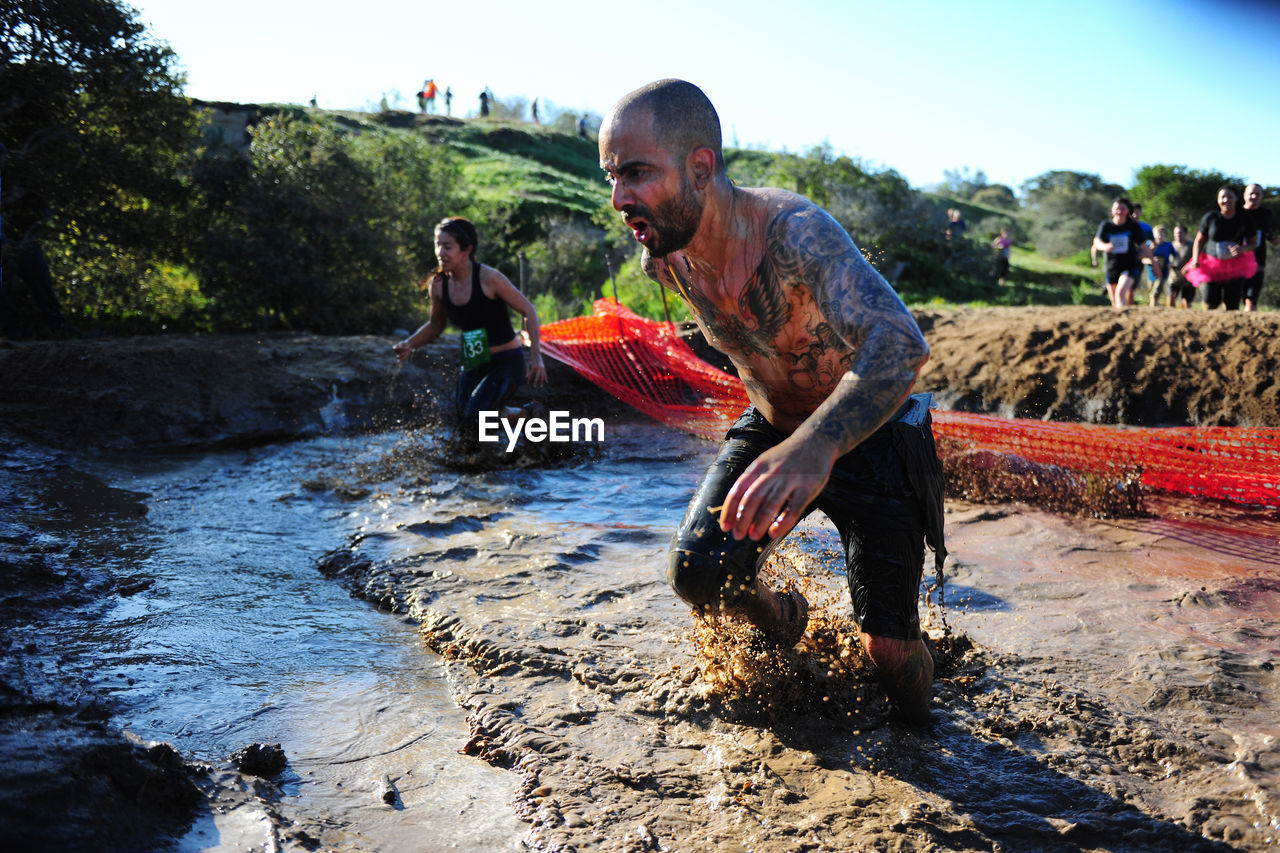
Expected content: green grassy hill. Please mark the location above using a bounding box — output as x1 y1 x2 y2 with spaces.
928 193 1103 306
327 108 1103 309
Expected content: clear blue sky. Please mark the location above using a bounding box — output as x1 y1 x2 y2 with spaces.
128 0 1280 193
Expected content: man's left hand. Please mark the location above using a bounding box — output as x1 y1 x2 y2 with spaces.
719 434 836 542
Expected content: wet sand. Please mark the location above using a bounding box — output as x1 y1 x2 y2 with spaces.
2 307 1279 851
315 438 1277 852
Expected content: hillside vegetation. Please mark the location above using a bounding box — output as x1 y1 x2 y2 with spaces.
8 0 1276 339
19 106 1113 337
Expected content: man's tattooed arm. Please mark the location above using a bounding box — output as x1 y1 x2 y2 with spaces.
768 204 929 456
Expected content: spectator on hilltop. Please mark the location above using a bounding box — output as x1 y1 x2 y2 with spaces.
479 89 491 118
1242 183 1277 312
577 113 589 139
417 79 438 114
1093 197 1152 309
1184 185 1257 311
445 87 453 116
992 227 1012 285
532 98 540 125
945 208 967 240
1168 224 1196 308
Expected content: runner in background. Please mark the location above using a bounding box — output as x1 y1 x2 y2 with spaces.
394 217 546 435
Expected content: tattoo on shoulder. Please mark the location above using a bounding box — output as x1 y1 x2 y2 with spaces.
768 204 917 347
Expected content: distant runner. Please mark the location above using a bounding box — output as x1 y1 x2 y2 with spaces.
599 80 945 725
1092 197 1151 308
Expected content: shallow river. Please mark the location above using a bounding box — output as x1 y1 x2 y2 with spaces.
19 420 1280 850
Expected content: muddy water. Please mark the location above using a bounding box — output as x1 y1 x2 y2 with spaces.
20 421 1280 851
14 437 526 851
323 424 1277 851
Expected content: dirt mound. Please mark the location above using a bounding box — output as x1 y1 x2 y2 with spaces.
914 306 1280 427
2 307 1277 452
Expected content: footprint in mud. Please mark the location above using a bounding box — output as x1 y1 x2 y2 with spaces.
403 514 502 537
596 528 665 544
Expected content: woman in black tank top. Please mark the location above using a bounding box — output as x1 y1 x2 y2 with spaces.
393 217 545 426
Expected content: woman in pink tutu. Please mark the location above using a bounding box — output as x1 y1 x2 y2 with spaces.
1183 186 1258 310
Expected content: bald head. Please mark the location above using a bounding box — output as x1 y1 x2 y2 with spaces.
605 79 725 176
1245 183 1264 208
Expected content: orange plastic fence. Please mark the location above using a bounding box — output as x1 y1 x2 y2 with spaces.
542 300 1280 508
541 299 748 439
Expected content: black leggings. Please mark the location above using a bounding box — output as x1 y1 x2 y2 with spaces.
667 394 946 640
1204 277 1245 310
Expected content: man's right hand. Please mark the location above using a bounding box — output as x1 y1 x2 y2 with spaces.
718 433 836 542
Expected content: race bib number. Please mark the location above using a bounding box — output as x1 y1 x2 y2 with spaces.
1213 241 1236 259
1110 233 1130 254
461 328 490 368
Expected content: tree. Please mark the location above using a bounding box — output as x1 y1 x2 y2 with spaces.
1020 171 1124 260
941 166 989 200
1 0 199 319
1129 164 1246 232
970 184 1019 210
1020 170 1124 208
190 116 460 332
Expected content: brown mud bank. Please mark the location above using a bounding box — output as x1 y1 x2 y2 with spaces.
913 306 1280 427
0 330 624 452
314 474 1277 851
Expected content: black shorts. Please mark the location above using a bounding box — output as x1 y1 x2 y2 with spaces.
1205 278 1245 311
1172 280 1198 304
1104 265 1136 285
667 394 946 640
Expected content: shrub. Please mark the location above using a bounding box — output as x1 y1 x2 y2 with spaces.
518 217 611 306
1026 189 1108 259
970 184 1019 210
189 116 460 332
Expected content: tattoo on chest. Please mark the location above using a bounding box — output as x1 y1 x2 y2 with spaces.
666 254 791 359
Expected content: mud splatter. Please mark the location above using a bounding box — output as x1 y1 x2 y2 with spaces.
318 459 1273 851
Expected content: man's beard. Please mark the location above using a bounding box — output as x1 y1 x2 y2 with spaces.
639 176 702 261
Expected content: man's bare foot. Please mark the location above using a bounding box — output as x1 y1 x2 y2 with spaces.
751 586 808 648
863 633 934 726
734 582 809 648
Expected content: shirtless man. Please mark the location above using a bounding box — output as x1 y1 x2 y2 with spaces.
599 80 945 725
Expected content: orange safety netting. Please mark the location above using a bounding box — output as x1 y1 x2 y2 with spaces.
542 299 1280 509
541 299 748 439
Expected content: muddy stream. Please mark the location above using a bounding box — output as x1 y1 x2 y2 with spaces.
6 417 1279 851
